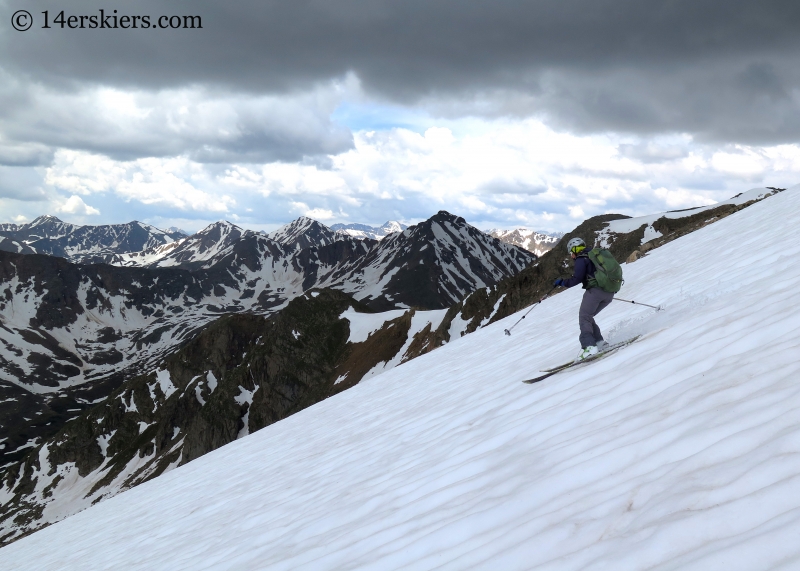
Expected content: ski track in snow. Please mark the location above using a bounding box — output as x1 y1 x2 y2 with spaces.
2 187 800 569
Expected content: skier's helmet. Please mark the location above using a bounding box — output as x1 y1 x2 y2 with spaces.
566 237 586 255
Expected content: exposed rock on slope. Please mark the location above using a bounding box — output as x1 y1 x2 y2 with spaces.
114 221 243 269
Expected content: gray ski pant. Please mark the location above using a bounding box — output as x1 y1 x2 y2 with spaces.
579 287 614 348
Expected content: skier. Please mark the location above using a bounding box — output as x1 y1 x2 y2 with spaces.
553 237 614 361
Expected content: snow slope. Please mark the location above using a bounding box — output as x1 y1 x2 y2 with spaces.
2 186 800 569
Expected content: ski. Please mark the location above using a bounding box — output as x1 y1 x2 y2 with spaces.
523 336 641 384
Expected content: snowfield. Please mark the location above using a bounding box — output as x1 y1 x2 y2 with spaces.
2 186 800 569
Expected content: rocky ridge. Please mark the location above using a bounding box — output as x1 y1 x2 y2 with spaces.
0 216 186 265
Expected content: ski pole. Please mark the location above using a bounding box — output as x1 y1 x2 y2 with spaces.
504 285 558 336
613 297 663 311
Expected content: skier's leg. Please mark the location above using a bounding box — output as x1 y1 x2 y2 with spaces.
591 289 615 343
592 320 602 342
578 290 600 348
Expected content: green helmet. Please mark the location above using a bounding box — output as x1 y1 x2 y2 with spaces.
566 237 586 254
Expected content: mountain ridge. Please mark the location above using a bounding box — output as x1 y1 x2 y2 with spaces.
0 216 186 265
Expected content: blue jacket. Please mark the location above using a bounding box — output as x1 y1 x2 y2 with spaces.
562 250 596 289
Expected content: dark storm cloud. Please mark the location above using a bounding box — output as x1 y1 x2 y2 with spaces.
0 79 353 162
2 0 800 145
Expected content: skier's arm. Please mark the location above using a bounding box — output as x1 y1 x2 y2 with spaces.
561 257 588 288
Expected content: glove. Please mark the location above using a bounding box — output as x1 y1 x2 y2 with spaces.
553 278 563 287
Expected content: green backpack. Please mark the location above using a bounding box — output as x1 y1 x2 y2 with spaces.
586 249 623 293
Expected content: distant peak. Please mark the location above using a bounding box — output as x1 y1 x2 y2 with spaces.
290 216 320 227
431 211 465 225
197 220 242 234
380 221 407 233
30 214 65 226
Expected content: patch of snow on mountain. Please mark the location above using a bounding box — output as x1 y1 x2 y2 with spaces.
97 431 116 457
206 371 218 393
340 308 407 343
113 238 187 267
483 293 507 326
153 369 177 402
234 386 260 438
194 384 206 406
641 224 663 244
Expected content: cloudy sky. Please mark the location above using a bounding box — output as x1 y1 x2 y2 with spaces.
1 0 799 233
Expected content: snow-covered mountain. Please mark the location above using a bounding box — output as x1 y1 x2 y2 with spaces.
487 228 563 256
331 221 407 240
315 211 536 311
267 216 342 251
0 216 186 264
111 212 536 310
1 185 798 569
114 220 246 269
